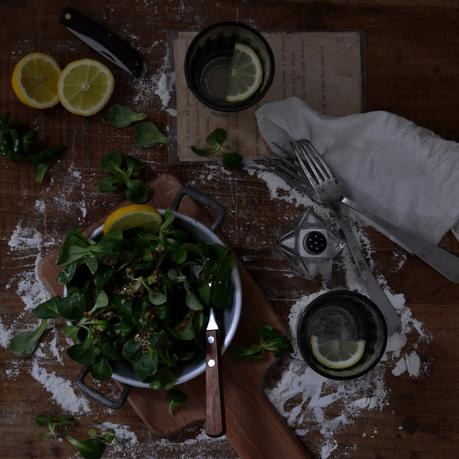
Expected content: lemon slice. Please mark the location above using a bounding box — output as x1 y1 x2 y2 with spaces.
310 335 365 370
11 52 61 109
58 59 114 116
226 42 263 103
103 204 163 235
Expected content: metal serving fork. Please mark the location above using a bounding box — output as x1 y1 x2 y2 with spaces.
262 140 459 284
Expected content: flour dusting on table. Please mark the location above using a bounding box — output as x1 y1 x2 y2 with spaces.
31 359 91 415
98 422 229 458
266 283 429 459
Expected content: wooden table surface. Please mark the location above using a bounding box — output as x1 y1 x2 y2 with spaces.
1 1 459 458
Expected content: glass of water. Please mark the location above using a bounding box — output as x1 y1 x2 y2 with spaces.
297 290 388 380
184 22 275 112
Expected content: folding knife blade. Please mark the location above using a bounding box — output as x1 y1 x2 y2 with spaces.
60 7 144 77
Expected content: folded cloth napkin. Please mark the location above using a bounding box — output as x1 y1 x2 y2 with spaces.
256 97 459 245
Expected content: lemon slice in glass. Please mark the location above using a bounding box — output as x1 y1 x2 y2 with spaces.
103 204 163 235
11 52 61 109
58 58 114 116
226 42 263 103
310 335 366 370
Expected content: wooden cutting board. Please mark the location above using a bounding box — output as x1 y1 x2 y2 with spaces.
37 173 310 459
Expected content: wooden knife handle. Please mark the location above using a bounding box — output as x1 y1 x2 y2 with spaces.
205 329 225 437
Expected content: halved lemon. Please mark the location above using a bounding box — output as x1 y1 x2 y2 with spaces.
310 335 366 370
103 204 163 235
11 52 61 109
226 42 263 103
58 59 114 116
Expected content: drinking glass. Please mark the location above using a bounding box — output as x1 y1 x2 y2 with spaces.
184 22 275 112
297 290 388 380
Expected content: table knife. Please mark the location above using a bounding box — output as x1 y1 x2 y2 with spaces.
335 207 402 335
205 307 225 437
341 197 459 283
59 7 144 77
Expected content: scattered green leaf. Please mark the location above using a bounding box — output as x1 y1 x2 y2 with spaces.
190 128 243 169
167 389 187 414
133 122 169 147
106 104 145 128
9 319 48 358
232 324 293 360
66 436 107 459
99 151 150 203
29 144 65 183
0 112 65 182
35 414 76 439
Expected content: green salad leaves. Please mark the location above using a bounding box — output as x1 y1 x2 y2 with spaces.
0 112 65 182
99 151 150 204
191 128 243 169
13 209 235 409
232 324 293 360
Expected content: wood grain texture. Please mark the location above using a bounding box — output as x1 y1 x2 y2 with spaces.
1 0 459 458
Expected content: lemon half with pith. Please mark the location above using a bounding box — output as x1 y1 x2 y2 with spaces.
58 58 114 116
12 52 61 109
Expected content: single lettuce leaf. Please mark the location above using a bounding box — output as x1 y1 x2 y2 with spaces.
133 122 169 147
9 319 48 358
106 104 145 128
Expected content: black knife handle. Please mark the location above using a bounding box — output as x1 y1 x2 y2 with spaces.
59 7 144 77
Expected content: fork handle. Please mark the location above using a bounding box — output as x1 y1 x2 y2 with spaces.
334 208 401 335
341 198 459 283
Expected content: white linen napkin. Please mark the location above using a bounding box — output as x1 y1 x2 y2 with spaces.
255 97 459 245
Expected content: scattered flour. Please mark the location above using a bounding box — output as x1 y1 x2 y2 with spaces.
0 318 12 348
132 46 175 112
34 199 46 214
30 359 90 415
393 251 408 272
6 224 53 311
392 350 421 377
246 165 314 208
266 279 430 457
7 222 54 253
4 361 20 380
98 422 227 458
52 164 88 220
49 330 64 366
100 421 139 453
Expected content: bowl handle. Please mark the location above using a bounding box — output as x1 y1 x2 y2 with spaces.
76 367 131 409
172 186 225 232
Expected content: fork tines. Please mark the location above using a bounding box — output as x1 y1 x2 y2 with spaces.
294 140 333 184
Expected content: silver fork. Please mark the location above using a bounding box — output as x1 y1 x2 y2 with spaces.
263 141 459 285
290 139 401 334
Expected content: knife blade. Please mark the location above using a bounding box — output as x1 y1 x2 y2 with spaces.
59 7 144 77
